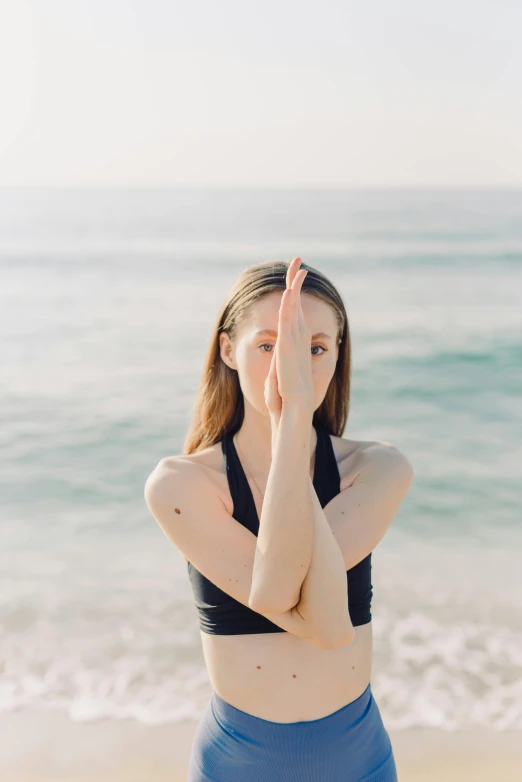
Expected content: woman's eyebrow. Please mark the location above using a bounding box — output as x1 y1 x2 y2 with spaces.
254 328 332 340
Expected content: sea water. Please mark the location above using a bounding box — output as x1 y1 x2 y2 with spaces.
1 187 520 729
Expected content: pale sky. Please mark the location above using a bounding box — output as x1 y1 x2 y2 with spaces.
1 0 521 188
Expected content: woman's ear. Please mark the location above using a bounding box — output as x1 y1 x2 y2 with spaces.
219 332 237 370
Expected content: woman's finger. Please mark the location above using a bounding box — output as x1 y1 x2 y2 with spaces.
297 270 308 327
290 269 307 330
286 256 302 291
279 259 306 336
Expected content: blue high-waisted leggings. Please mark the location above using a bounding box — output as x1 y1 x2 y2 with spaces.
188 682 398 781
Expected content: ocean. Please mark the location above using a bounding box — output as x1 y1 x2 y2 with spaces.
1 187 521 730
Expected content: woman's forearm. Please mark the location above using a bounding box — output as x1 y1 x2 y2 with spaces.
248 405 315 614
295 477 355 647
264 412 354 648
270 411 281 456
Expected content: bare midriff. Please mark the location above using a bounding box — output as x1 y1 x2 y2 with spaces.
200 621 372 723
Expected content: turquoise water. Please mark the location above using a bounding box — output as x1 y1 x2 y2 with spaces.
1 188 521 728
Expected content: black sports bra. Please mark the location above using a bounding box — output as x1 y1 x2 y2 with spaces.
187 421 372 634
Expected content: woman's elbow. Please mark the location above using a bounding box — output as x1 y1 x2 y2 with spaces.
316 625 356 651
334 626 357 649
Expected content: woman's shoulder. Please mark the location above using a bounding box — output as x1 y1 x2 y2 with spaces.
159 437 225 472
329 433 412 490
329 431 380 466
144 445 229 567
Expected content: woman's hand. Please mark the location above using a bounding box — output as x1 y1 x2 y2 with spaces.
264 257 312 419
275 257 314 412
264 257 312 446
264 348 283 422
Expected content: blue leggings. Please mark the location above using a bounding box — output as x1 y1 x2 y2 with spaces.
188 682 398 781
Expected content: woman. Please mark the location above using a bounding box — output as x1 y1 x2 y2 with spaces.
145 257 414 781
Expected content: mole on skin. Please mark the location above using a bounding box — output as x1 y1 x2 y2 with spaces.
174 508 181 514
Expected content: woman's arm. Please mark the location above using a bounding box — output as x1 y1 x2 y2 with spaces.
248 405 314 615
250 405 353 650
293 476 355 647
297 442 414 648
269 410 354 648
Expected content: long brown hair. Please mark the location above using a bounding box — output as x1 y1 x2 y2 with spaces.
182 260 351 454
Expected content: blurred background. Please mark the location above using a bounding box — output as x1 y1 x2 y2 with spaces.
1 1 521 779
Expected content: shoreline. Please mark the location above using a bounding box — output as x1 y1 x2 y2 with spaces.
1 710 521 781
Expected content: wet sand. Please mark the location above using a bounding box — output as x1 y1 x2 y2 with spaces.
1 710 520 781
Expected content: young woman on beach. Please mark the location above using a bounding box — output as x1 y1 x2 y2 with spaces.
144 257 414 781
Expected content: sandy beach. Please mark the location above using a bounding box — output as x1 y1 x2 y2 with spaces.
1 710 521 782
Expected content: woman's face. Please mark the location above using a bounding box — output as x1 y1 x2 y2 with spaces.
220 291 341 416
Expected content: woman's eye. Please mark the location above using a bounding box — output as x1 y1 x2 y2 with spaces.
259 343 327 356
